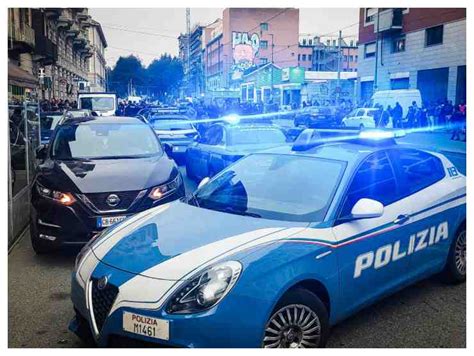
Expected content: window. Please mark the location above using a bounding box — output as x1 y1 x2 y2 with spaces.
365 8 378 24
204 125 225 145
364 42 376 58
302 39 307 45
260 40 268 49
308 54 312 61
298 54 301 61
302 54 307 61
392 35 406 53
426 25 443 46
388 149 445 197
260 58 268 65
260 22 268 31
339 151 398 218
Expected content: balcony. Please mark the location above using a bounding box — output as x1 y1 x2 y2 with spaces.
76 10 89 21
57 16 73 30
44 8 62 19
65 25 80 39
8 24 35 52
73 34 87 48
374 8 403 33
34 34 58 65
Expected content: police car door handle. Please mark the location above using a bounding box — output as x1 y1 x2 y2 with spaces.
393 214 410 225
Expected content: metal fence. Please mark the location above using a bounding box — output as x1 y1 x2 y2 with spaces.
8 102 41 247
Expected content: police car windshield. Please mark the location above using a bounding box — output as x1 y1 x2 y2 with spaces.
51 123 162 160
192 154 345 222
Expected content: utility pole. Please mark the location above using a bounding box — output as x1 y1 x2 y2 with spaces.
374 9 380 93
185 8 191 97
336 30 342 102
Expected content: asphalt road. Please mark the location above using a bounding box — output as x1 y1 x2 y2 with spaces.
8 163 466 348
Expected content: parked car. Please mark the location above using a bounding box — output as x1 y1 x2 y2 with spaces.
70 129 465 347
150 115 199 163
78 93 117 117
342 108 393 129
185 123 288 182
40 111 63 145
294 106 337 128
30 116 185 254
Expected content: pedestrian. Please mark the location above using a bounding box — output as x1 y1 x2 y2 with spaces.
392 102 403 128
450 109 465 141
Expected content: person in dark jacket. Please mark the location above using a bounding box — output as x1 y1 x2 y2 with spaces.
392 102 403 128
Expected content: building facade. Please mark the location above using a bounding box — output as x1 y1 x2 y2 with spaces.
298 35 358 72
87 19 108 92
8 8 106 103
357 8 466 104
202 8 300 95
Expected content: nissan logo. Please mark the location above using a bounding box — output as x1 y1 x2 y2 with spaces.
106 194 120 207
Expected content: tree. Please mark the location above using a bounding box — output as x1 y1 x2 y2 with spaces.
145 54 184 100
108 55 146 98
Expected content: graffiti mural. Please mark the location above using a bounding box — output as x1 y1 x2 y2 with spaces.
231 31 260 80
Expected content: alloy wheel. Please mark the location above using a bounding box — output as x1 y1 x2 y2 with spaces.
454 231 466 275
263 304 321 348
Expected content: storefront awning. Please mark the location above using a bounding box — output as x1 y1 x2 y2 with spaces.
8 62 38 89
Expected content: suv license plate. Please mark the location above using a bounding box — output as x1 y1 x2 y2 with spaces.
97 215 127 228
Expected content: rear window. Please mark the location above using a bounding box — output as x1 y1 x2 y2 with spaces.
388 149 445 197
229 128 286 145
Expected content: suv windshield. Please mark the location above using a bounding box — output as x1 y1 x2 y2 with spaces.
80 97 115 112
191 154 345 222
51 123 161 160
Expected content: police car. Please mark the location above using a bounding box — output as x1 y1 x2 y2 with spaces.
69 129 466 348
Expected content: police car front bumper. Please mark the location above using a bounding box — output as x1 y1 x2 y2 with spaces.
69 269 266 348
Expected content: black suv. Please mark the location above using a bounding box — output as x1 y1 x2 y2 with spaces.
31 115 185 253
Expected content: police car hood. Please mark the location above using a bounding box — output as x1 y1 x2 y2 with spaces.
91 201 308 280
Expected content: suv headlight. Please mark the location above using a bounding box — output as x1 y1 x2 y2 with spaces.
149 174 182 200
166 261 242 314
36 181 76 206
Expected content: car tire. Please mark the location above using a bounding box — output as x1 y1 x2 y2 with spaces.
30 219 54 254
262 288 329 348
441 224 466 284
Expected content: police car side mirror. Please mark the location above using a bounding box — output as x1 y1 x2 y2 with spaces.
198 177 210 190
351 198 384 220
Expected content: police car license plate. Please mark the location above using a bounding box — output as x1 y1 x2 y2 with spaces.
123 311 169 340
97 215 127 228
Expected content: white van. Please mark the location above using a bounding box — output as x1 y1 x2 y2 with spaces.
370 89 422 118
78 93 117 116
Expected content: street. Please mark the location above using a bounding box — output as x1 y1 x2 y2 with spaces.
8 139 466 348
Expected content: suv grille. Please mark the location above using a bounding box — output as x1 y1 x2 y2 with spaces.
91 278 119 332
85 190 142 212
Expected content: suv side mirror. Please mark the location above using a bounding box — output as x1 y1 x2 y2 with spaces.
36 145 48 160
351 198 384 219
198 177 210 190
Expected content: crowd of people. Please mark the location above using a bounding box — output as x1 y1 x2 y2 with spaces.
29 95 467 142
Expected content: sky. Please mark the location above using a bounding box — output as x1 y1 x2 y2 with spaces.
89 8 359 67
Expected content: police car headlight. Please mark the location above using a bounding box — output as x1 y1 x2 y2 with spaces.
166 261 242 314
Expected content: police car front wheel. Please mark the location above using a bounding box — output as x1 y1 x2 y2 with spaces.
263 288 329 348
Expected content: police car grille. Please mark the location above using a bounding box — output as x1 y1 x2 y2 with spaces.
86 191 141 211
91 279 119 332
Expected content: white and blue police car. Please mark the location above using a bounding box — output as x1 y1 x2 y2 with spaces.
70 129 466 348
